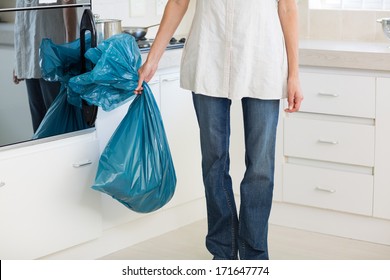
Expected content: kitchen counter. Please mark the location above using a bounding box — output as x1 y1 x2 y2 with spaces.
299 40 390 72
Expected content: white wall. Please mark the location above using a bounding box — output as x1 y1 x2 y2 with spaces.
298 0 389 43
92 0 196 37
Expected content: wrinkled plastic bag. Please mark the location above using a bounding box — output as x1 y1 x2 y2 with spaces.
68 33 141 111
32 90 88 139
33 37 91 139
93 84 176 213
70 33 176 213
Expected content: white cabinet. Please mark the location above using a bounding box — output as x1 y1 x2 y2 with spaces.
0 132 102 259
283 164 374 216
374 78 390 220
284 117 375 167
283 68 376 216
159 71 204 208
299 72 375 118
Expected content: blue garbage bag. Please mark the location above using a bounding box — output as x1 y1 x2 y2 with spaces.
93 84 176 213
70 33 176 213
33 37 91 139
68 33 141 111
32 89 88 139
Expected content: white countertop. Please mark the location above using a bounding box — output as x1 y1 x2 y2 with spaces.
299 40 390 71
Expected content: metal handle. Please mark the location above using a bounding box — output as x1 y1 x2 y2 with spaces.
318 139 339 145
0 182 5 188
318 92 339 97
73 160 93 168
162 77 180 83
315 186 336 194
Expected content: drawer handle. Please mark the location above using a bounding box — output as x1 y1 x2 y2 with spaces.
318 139 339 145
72 160 93 168
0 181 5 188
148 80 159 85
318 92 339 97
315 186 336 194
162 77 180 83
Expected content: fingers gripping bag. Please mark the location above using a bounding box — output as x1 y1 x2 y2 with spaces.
71 33 176 213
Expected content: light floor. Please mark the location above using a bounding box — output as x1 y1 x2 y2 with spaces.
100 219 390 260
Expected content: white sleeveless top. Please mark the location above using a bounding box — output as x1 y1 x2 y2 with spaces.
180 0 288 100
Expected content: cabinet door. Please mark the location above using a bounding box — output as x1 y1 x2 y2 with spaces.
284 117 375 167
148 76 161 109
160 72 204 208
374 78 390 220
299 71 375 118
283 163 374 216
0 134 101 259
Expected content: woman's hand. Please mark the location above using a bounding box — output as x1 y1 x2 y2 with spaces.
12 69 23 85
284 76 303 113
134 60 158 94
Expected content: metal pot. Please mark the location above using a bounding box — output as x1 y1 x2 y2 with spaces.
377 18 390 40
95 16 122 43
122 24 160 40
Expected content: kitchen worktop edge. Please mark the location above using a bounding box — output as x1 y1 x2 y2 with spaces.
299 39 390 72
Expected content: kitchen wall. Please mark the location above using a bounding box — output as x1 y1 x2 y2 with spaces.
93 0 389 43
3 0 387 42
92 0 196 37
298 0 389 43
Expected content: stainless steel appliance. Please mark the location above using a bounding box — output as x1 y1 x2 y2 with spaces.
136 36 186 53
0 0 92 147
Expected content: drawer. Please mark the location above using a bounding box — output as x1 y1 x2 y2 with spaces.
284 117 375 167
283 164 374 216
299 72 375 118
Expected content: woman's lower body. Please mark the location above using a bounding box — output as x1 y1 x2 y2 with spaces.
25 78 61 132
192 93 280 260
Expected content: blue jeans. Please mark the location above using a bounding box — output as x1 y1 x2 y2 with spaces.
192 93 280 260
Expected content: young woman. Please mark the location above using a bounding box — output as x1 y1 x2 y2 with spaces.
135 0 303 260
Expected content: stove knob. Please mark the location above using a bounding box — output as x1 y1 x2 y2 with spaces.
179 37 186 43
169 37 177 44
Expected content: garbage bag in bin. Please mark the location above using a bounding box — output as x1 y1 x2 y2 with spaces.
69 33 176 213
32 37 91 139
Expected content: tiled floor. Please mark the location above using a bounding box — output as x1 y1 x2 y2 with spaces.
99 219 390 260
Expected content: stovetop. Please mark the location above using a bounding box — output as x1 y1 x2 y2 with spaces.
136 37 186 53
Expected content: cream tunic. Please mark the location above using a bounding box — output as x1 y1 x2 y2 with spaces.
180 0 288 100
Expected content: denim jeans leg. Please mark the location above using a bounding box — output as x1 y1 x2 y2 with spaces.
238 98 280 260
192 92 239 260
